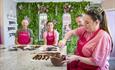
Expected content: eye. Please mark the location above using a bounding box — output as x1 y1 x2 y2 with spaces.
86 22 89 24
85 21 89 24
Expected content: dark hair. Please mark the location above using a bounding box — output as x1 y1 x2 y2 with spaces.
46 21 54 25
76 14 83 18
86 10 109 33
46 21 56 29
86 9 113 52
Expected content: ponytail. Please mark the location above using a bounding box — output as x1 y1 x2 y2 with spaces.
86 6 113 52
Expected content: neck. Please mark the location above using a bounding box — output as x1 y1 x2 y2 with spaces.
91 25 100 32
22 27 28 30
48 29 53 32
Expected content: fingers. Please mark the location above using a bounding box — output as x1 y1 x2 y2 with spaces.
58 40 64 47
61 60 69 64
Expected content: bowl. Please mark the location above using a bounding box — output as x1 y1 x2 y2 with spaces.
50 55 66 66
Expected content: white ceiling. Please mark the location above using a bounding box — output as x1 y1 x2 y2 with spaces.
16 0 104 4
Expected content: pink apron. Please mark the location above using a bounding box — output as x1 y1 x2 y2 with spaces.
67 29 100 70
17 30 30 45
46 31 55 45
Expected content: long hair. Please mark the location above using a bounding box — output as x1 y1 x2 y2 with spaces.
86 8 113 52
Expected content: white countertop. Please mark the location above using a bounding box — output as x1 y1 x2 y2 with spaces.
0 46 67 70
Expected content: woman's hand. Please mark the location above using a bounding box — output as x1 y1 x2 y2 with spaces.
58 39 66 47
66 55 79 63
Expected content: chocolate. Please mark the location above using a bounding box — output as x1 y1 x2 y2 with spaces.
45 55 50 60
50 56 63 66
33 54 42 60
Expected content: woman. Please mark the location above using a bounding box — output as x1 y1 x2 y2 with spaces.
59 7 112 70
15 19 33 48
43 21 59 46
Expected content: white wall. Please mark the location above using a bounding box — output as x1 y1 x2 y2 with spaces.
3 0 17 47
106 10 115 57
102 0 115 10
0 0 4 44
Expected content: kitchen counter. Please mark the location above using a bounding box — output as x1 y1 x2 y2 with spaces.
0 46 67 70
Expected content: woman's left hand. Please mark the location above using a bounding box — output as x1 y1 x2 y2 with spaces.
66 55 79 63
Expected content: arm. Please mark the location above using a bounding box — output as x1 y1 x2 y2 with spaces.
29 38 33 44
58 29 77 47
43 32 47 45
63 29 77 41
29 29 34 44
15 30 19 45
66 55 96 66
54 30 59 46
77 56 97 66
15 37 19 45
68 33 111 66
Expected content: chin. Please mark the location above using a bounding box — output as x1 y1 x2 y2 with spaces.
85 28 90 32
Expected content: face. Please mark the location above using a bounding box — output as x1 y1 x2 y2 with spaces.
83 14 99 32
22 20 29 28
46 22 54 31
76 16 84 27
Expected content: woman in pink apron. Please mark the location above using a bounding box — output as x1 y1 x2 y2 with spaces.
43 21 59 46
15 19 33 48
59 7 112 70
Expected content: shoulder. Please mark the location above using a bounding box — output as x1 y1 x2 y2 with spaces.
16 28 22 32
98 30 111 39
27 28 32 32
54 30 59 35
76 27 85 31
75 27 86 36
43 31 47 36
94 29 111 45
54 30 58 33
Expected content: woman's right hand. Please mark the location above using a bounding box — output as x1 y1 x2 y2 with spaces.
58 39 66 47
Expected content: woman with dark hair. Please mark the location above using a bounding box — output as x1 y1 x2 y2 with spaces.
59 6 112 70
43 21 59 46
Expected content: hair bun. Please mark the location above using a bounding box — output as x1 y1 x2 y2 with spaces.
24 16 30 22
85 4 104 14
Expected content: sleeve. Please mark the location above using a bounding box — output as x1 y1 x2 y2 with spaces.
90 33 111 67
75 27 85 37
29 29 34 38
15 29 20 37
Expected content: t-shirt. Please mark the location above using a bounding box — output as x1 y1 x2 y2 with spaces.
15 28 33 38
